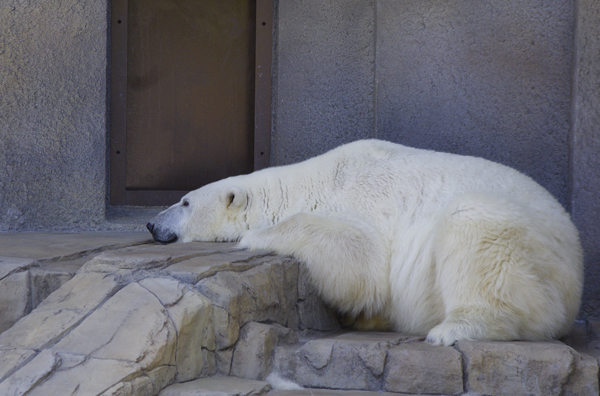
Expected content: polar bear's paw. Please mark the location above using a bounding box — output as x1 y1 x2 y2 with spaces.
426 321 479 346
237 228 270 251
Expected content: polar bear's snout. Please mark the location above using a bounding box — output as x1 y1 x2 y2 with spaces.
146 220 179 244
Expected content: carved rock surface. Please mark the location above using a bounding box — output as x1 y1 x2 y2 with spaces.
1 234 599 396
456 340 599 396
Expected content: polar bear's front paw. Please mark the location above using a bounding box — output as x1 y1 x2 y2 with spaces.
237 229 264 250
426 322 476 346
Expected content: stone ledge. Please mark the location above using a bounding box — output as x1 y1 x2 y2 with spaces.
0 233 598 396
0 235 339 395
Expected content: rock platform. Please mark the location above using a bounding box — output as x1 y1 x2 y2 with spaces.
0 232 598 396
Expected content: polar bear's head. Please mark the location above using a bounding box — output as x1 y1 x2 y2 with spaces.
146 179 249 244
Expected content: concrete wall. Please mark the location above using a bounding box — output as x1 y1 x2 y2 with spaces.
572 0 600 317
0 0 108 230
274 0 574 207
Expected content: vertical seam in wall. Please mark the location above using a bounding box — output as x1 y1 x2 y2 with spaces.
567 0 580 216
270 0 279 166
373 0 378 139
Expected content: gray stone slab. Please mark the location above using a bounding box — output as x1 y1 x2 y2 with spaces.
0 348 36 382
0 273 120 350
0 270 30 334
101 366 177 396
52 282 177 369
20 353 143 396
164 250 275 284
384 342 463 395
231 322 297 380
0 257 35 281
267 391 413 396
0 232 151 261
197 259 299 328
273 332 413 391
456 340 586 396
30 268 73 309
140 278 217 382
158 376 271 396
79 241 240 274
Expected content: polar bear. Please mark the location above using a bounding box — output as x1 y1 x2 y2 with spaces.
147 139 583 346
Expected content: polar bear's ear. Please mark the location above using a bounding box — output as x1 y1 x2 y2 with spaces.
225 187 247 210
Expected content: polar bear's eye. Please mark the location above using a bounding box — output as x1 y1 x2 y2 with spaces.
182 200 190 207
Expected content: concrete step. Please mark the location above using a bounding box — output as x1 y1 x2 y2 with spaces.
157 376 415 396
271 331 599 396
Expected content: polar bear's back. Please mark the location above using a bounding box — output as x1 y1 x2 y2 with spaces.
316 139 565 223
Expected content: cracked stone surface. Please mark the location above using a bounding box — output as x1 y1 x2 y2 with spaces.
0 232 599 396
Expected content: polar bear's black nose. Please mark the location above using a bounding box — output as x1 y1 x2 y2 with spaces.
146 222 154 233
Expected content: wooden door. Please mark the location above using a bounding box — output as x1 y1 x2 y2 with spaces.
110 0 272 206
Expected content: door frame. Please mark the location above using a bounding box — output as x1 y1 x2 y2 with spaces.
109 0 273 206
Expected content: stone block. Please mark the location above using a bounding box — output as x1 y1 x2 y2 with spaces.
0 348 36 382
383 342 463 395
80 250 172 273
563 351 600 396
141 278 216 381
296 264 340 331
35 272 120 312
0 309 87 351
273 332 410 390
53 282 177 370
197 260 298 328
456 340 581 396
0 349 59 395
164 250 274 284
0 273 120 350
30 268 73 309
213 306 240 350
231 322 298 380
296 294 341 332
216 348 234 375
0 233 151 261
13 352 143 396
158 376 271 396
100 366 177 396
0 270 30 334
0 257 35 280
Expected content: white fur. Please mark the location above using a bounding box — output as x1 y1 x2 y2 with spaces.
266 373 304 390
148 140 583 346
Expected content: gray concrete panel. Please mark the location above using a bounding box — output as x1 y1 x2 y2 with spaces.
273 0 376 165
0 1 108 230
572 0 600 317
376 0 574 208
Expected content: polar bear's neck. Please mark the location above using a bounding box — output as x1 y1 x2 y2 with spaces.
241 155 342 228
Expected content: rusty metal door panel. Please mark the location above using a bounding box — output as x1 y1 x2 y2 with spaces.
110 0 272 206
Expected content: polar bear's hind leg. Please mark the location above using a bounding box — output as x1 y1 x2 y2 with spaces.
427 193 576 346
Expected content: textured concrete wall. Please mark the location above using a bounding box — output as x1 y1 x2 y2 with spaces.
0 0 108 230
572 0 600 317
273 0 376 165
275 0 573 208
376 0 573 208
